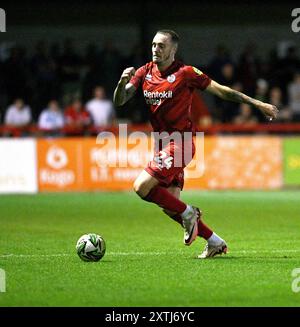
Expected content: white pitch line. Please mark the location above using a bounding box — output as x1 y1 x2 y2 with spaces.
0 249 300 258
235 249 300 254
0 253 72 258
0 252 167 258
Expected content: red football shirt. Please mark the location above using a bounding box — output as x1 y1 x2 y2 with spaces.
130 60 211 132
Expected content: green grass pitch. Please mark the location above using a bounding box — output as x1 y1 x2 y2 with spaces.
0 191 300 307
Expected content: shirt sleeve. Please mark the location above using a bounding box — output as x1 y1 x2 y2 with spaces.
129 65 147 89
184 66 211 90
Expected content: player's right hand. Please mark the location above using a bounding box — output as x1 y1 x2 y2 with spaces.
257 102 279 121
119 67 136 84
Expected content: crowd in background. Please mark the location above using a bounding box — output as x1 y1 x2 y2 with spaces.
1 38 300 136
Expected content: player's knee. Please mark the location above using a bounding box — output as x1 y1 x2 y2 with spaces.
133 179 140 193
133 179 152 198
133 179 145 197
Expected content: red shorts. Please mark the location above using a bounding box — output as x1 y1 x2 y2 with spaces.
145 136 195 190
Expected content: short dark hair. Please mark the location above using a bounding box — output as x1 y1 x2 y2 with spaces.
156 29 179 44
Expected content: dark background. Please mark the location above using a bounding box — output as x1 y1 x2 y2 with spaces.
1 1 300 124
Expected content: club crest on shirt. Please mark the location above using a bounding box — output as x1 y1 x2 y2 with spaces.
167 74 176 83
192 67 203 75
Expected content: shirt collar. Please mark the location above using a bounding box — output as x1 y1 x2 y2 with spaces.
153 60 182 77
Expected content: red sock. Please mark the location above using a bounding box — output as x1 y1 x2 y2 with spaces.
169 213 213 240
198 219 213 240
144 186 187 213
170 213 183 226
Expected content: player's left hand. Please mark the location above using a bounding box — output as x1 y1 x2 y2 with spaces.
257 102 279 121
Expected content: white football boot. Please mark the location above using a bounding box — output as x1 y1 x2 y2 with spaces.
182 207 201 246
197 240 228 259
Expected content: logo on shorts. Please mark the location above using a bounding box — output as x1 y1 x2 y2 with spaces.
154 151 173 170
167 74 176 83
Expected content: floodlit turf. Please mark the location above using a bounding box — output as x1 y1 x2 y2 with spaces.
0 191 300 307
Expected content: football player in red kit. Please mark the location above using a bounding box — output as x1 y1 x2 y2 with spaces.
113 30 278 258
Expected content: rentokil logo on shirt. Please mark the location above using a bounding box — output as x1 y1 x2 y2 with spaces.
143 90 173 106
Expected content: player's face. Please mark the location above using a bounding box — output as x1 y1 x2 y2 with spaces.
152 33 177 65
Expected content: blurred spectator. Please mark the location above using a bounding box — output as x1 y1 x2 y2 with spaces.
4 98 32 127
2 38 300 132
255 79 269 103
84 43 99 68
125 44 145 68
38 100 64 133
86 86 115 127
3 46 31 103
269 87 291 122
81 40 122 100
279 47 300 89
213 62 236 121
81 44 102 103
208 45 232 81
0 49 7 111
288 73 300 121
270 46 300 100
59 38 82 94
49 42 61 63
64 98 91 132
30 41 61 120
237 43 261 95
254 78 270 122
214 77 240 123
219 63 236 86
99 40 122 97
233 103 258 126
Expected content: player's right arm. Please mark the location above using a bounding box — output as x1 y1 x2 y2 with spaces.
113 67 137 106
206 80 278 120
185 65 278 121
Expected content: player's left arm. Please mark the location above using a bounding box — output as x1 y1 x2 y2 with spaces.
205 80 279 120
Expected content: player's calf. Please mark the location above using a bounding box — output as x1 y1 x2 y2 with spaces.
163 209 183 226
